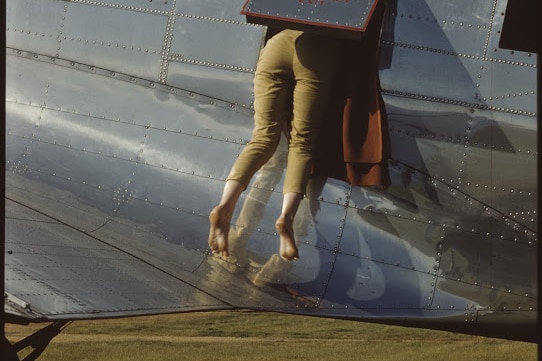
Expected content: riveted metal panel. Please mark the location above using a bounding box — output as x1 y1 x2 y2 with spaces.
433 279 536 320
58 2 167 81
90 207 209 279
167 14 264 106
322 253 438 311
478 60 537 114
237 189 294 256
133 90 254 144
138 129 245 182
38 109 146 161
284 247 337 305
5 172 114 234
5 0 537 342
13 51 256 143
5 103 41 168
5 54 53 109
386 108 472 187
389 0 493 56
479 0 537 114
379 0 537 115
477 0 537 115
111 192 211 253
379 45 483 107
166 61 257 109
6 0 66 56
17 144 136 210
382 90 537 235
341 209 442 272
6 103 42 143
5 200 227 318
241 0 380 38
298 201 345 251
170 14 261 66
439 230 537 296
42 63 160 125
128 157 221 214
460 114 537 230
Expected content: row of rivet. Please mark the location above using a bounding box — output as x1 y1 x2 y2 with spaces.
7 47 254 114
7 25 161 55
381 88 535 117
393 11 487 30
483 90 536 102
6 108 251 195
66 37 160 54
168 53 255 73
174 11 246 26
317 241 534 302
281 303 536 312
382 160 537 243
8 157 219 249
388 126 537 156
70 0 171 16
380 39 536 67
391 8 527 62
159 1 177 83
481 0 498 58
7 27 54 38
382 88 486 110
384 7 536 116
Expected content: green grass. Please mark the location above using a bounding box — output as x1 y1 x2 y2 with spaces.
5 310 537 361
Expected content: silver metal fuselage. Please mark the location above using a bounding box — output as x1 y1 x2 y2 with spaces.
4 0 537 342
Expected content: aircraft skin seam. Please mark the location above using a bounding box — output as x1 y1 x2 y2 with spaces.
425 226 446 310
318 186 352 306
380 89 536 117
68 0 250 27
5 197 236 310
5 108 251 148
5 130 538 246
158 0 177 83
380 40 536 67
6 121 538 251
68 0 171 16
6 47 256 114
167 53 256 73
386 159 538 239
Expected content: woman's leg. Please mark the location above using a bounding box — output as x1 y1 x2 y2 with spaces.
208 179 245 256
277 34 339 260
283 33 339 195
226 33 293 187
209 31 295 256
275 192 303 260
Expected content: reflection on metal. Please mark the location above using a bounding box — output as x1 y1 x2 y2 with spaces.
4 0 537 351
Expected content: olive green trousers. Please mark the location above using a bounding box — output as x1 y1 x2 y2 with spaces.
227 30 339 194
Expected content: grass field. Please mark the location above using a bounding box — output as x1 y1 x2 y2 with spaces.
5 310 538 361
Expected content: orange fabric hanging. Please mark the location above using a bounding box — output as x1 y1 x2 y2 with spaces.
313 1 390 187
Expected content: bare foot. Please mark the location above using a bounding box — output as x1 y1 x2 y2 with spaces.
275 215 299 261
208 206 230 257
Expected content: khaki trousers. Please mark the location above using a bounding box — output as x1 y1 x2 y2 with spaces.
227 30 339 194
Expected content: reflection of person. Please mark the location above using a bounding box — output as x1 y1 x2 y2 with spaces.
208 29 339 261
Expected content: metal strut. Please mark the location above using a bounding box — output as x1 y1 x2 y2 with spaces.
3 321 71 361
